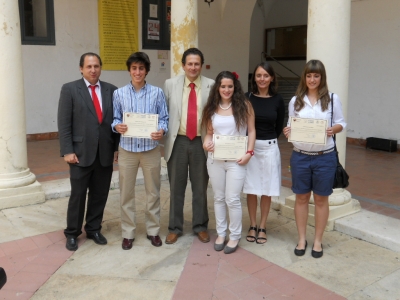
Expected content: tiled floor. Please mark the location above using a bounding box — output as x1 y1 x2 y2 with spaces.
1 138 399 299
173 237 344 300
1 231 345 300
27 138 400 219
0 230 82 299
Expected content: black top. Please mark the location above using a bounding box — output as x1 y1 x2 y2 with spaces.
246 92 285 140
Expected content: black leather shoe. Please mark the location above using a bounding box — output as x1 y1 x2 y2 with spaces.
66 237 78 251
311 244 323 258
87 232 107 245
294 241 307 256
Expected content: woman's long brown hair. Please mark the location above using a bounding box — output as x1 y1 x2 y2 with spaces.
294 60 330 112
201 71 250 132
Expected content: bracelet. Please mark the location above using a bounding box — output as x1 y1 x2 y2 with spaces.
246 150 254 156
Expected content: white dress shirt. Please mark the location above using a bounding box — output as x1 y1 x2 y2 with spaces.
287 93 347 152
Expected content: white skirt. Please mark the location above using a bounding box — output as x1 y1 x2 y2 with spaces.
243 139 281 196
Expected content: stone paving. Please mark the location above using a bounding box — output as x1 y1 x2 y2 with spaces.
1 180 400 299
1 136 400 299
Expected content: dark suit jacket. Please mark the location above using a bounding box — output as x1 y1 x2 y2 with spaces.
58 78 119 167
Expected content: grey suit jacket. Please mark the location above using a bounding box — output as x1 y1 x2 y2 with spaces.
163 75 215 162
57 78 119 167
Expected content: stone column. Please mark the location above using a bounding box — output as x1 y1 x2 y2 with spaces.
170 0 198 77
0 0 45 209
307 0 350 165
280 0 360 230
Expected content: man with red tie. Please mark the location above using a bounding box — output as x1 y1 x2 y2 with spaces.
58 53 119 251
163 48 214 244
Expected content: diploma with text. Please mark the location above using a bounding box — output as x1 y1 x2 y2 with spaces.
122 113 158 139
211 134 248 160
288 117 327 145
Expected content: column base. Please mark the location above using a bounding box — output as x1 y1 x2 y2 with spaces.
280 190 361 231
0 180 45 210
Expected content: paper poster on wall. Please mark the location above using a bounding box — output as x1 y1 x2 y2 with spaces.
148 20 160 40
98 0 139 70
142 0 170 50
150 4 158 18
160 61 166 72
158 50 168 59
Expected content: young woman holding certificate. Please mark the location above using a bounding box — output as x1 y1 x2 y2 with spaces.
283 60 346 258
202 71 255 254
243 62 285 244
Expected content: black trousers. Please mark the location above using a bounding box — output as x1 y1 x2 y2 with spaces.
64 152 113 238
167 136 209 234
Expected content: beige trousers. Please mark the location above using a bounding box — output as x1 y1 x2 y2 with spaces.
118 146 161 239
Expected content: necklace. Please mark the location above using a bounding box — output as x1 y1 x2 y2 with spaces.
219 102 232 110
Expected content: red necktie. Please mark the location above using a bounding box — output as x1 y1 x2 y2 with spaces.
90 85 102 123
186 83 197 140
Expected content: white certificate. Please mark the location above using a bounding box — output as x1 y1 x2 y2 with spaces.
211 134 248 160
288 117 327 145
123 113 158 139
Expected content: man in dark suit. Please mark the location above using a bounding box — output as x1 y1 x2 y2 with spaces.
58 52 119 251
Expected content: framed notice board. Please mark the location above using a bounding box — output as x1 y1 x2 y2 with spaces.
265 25 307 60
142 0 171 50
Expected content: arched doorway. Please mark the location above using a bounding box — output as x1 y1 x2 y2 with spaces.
249 0 308 120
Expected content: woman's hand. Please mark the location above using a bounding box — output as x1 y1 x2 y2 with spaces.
327 125 342 137
237 153 251 165
203 140 214 152
283 126 291 138
326 127 334 137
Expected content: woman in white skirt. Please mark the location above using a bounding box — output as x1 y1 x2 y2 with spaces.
202 71 255 254
243 62 285 244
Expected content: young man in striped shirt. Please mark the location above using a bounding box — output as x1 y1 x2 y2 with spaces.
112 52 169 250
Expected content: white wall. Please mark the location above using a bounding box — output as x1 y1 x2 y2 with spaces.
21 0 400 144
22 0 170 134
249 1 266 77
198 0 257 88
348 0 400 143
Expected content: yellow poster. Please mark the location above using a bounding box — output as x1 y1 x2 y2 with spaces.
98 0 138 70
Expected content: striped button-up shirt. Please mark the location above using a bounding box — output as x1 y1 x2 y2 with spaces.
112 82 169 153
